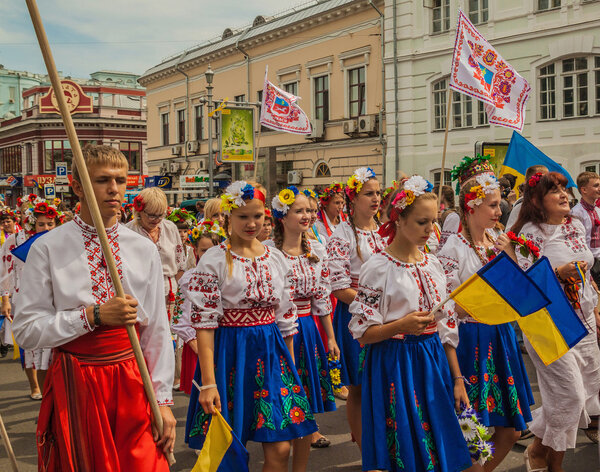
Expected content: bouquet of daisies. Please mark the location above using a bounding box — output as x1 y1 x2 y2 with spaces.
456 407 494 465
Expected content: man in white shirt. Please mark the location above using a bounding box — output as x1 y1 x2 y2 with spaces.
571 171 600 284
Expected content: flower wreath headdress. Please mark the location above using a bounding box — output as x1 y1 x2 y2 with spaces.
166 207 197 228
0 207 16 219
451 154 495 193
391 175 434 212
188 220 226 245
24 200 62 234
528 172 543 188
220 181 266 214
318 183 344 206
271 186 299 219
303 188 317 199
345 167 376 201
463 174 500 213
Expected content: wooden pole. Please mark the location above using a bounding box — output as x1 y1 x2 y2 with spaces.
438 88 453 203
0 411 19 472
24 0 175 465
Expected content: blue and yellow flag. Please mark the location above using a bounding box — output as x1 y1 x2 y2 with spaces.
192 409 249 472
499 131 576 193
450 252 549 325
519 257 588 365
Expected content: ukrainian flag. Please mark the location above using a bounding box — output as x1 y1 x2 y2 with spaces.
519 257 588 365
192 409 249 472
499 131 576 192
451 252 549 325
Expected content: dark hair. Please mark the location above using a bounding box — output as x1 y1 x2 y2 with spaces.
502 173 517 189
432 185 455 208
511 171 568 234
175 221 189 231
498 177 511 189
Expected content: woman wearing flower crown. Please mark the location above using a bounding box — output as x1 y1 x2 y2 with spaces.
302 189 324 244
511 172 600 472
171 220 225 395
0 197 62 400
350 176 478 472
437 157 534 471
266 186 339 466
316 183 345 244
327 167 385 449
184 181 317 470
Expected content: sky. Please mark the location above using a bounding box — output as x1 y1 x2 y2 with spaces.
0 0 310 79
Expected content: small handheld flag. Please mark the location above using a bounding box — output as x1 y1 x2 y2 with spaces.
10 231 47 262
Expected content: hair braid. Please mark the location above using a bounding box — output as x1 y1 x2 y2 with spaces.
345 191 363 262
224 214 233 277
272 218 284 252
458 193 492 266
301 232 320 263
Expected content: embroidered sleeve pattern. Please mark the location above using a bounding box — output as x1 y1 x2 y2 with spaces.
312 264 333 317
175 242 187 272
275 262 298 338
437 253 461 292
327 236 352 291
79 306 94 333
187 272 222 329
348 282 384 340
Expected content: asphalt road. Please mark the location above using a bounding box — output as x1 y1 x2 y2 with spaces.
1 348 598 471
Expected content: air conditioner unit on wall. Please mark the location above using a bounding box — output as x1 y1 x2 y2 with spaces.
358 115 377 134
171 145 182 156
170 162 180 173
343 119 357 135
159 162 169 174
187 141 199 154
287 170 302 185
306 119 324 139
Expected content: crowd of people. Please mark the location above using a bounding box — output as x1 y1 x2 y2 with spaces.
1 143 599 472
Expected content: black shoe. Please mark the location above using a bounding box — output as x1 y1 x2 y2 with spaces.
0 344 9 358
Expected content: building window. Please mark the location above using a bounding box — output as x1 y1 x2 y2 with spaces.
432 0 450 34
177 109 186 143
195 105 204 141
433 78 488 130
26 143 33 173
161 112 169 146
583 162 600 173
44 140 73 172
0 146 22 174
468 0 488 24
538 55 600 120
348 67 366 118
119 141 141 171
284 82 298 96
234 94 246 104
315 161 331 177
537 0 560 11
314 76 329 121
432 170 452 187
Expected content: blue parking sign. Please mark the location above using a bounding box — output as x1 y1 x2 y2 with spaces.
44 184 56 199
56 162 67 177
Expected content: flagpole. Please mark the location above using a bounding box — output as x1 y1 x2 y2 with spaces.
24 0 175 465
0 411 19 472
253 124 262 181
438 88 453 203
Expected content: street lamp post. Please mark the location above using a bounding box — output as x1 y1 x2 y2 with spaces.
205 65 214 197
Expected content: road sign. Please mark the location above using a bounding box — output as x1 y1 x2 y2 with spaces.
55 162 68 184
56 185 70 193
44 184 56 199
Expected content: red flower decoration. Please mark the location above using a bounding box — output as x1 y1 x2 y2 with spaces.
28 194 38 203
280 387 289 396
463 192 478 213
256 413 265 429
133 195 145 212
486 397 496 412
17 197 23 207
507 376 514 385
289 407 305 424
292 385 301 394
528 173 542 187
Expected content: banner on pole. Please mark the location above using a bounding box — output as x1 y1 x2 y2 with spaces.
449 10 530 132
259 67 312 135
220 107 255 163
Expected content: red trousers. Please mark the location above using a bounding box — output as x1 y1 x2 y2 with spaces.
37 326 168 472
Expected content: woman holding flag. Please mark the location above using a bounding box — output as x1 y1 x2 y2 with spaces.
511 171 600 472
438 156 534 471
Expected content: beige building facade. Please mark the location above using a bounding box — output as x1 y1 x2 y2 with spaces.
139 0 386 200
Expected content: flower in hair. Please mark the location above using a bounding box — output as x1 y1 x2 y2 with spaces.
271 186 299 219
24 201 62 234
167 208 196 228
220 181 258 214
319 183 344 206
133 195 145 212
188 220 226 244
392 175 433 212
303 189 317 199
464 174 500 212
346 167 376 199
528 173 543 188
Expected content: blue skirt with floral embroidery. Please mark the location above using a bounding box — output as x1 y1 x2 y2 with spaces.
185 323 318 448
456 322 533 430
294 316 337 414
361 334 472 472
333 301 364 386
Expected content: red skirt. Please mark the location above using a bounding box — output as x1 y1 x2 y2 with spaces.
179 342 197 395
37 326 169 472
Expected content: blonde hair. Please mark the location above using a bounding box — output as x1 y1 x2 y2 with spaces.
133 187 168 219
203 198 222 221
73 144 128 183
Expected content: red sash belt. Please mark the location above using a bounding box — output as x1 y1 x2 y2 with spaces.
391 321 438 340
59 325 136 359
221 307 275 327
294 298 312 318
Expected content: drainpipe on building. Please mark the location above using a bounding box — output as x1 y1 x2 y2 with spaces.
175 51 191 178
368 0 386 185
236 28 252 181
392 0 399 182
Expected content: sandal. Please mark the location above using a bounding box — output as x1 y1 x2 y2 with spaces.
311 436 331 448
584 427 599 444
30 393 42 400
524 445 548 472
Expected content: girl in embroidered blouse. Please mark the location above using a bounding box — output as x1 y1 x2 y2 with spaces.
438 158 534 472
327 167 385 452
185 181 317 472
267 187 339 467
315 183 345 244
350 177 476 472
510 172 600 472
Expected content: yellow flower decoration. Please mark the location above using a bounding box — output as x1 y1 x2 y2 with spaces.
347 175 363 194
53 198 61 206
404 190 415 205
220 194 234 213
191 228 200 239
471 185 486 200
278 189 296 205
